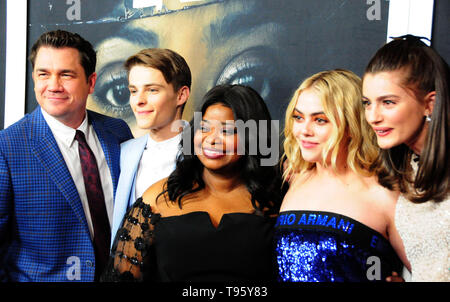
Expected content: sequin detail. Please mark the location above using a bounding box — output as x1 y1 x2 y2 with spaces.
394 158 450 282
275 211 402 282
396 194 450 281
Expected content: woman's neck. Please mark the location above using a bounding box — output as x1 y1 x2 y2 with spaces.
313 154 359 185
310 164 368 191
315 162 347 177
315 145 350 175
202 168 244 194
406 121 428 155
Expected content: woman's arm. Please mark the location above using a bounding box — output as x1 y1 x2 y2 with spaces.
385 195 412 281
101 179 167 281
101 197 159 281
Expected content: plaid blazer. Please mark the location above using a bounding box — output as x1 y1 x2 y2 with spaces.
0 107 132 282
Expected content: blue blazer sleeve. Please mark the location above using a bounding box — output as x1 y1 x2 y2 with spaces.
0 147 13 281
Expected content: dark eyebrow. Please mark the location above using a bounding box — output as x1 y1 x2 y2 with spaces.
94 27 159 79
112 26 159 47
205 6 282 48
363 94 399 102
60 69 77 74
35 68 77 74
202 119 235 126
376 94 399 101
128 83 164 88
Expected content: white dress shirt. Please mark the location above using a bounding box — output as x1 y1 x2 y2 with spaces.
42 109 114 240
134 122 188 200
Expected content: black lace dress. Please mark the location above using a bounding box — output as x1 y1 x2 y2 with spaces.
101 198 277 282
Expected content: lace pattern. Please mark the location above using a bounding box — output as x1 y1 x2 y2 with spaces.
396 194 450 281
101 197 160 282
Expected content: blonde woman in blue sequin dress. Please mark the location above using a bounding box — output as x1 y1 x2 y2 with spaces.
276 69 409 282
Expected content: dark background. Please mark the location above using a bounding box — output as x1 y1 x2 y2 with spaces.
432 0 450 63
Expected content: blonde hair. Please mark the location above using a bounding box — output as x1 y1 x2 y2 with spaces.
282 69 380 182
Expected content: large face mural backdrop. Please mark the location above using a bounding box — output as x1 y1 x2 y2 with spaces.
27 0 388 136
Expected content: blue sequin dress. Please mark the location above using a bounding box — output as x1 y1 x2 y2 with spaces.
275 211 402 282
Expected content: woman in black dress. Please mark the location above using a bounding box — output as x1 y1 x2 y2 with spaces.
102 84 283 281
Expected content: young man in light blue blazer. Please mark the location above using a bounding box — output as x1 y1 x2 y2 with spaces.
111 49 191 245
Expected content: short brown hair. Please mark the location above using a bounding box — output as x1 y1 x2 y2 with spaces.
29 30 96 81
124 48 191 92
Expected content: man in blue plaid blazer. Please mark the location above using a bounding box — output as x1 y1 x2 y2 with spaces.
0 30 133 281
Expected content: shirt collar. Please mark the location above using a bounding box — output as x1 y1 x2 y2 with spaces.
41 108 89 148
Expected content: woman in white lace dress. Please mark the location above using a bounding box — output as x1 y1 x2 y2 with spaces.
361 35 449 282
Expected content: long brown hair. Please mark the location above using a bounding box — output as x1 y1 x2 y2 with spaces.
364 35 450 202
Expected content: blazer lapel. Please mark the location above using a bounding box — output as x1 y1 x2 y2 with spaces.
29 108 90 231
124 134 148 207
111 134 147 244
89 111 121 195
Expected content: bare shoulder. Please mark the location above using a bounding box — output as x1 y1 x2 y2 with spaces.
364 175 399 210
280 172 314 211
141 178 170 211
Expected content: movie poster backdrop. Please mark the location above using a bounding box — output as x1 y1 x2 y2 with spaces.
26 0 389 137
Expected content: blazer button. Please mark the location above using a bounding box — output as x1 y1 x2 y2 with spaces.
86 260 94 267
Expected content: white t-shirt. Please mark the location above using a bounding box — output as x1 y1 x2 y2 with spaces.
134 122 187 200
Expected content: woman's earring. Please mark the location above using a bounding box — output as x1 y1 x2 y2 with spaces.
426 115 432 122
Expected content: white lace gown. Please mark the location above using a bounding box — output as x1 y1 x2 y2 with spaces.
395 160 450 282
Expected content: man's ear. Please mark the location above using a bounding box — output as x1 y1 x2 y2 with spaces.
424 91 436 117
177 86 190 107
87 72 97 94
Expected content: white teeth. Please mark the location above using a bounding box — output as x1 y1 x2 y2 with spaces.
203 149 222 156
